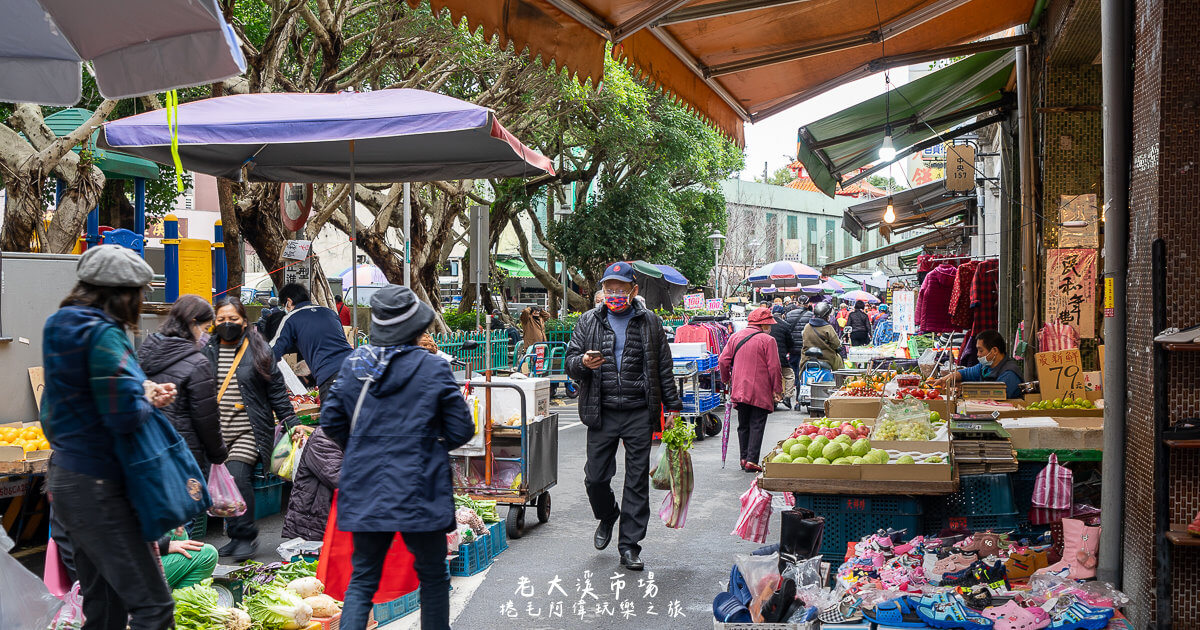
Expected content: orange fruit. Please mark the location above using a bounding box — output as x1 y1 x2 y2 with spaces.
20 428 37 440
36 440 49 450
21 443 36 453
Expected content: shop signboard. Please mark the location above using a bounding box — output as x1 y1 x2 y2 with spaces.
893 290 916 333
705 298 723 311
1045 248 1097 338
946 145 975 192
1034 348 1086 400
683 293 704 310
1104 277 1115 317
282 239 313 289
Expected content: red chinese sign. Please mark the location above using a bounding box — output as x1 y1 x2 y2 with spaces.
1045 248 1097 339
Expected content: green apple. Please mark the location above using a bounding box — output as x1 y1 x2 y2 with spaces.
813 457 831 465
771 452 794 463
789 443 808 459
849 438 871 457
782 438 799 453
807 442 826 460
822 442 846 460
793 456 812 464
897 455 916 464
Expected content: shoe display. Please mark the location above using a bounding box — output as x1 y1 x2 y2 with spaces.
982 601 1051 630
863 596 929 628
1035 519 1100 580
1006 548 1050 581
962 532 1003 556
912 592 994 629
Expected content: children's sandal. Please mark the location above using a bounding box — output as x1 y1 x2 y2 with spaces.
912 592 995 629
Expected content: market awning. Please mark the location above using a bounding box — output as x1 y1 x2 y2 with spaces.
408 1 1039 144
822 225 968 275
497 258 563 278
843 179 975 240
797 49 1015 197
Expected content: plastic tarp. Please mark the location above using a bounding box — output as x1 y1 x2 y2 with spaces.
99 89 554 183
0 0 245 105
843 179 975 239
821 226 968 275
796 50 1015 198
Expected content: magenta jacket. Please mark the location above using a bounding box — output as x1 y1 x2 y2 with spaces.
719 327 782 411
917 264 960 333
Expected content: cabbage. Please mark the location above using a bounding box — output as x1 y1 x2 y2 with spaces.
220 607 252 630
172 581 226 630
245 584 313 630
285 576 324 598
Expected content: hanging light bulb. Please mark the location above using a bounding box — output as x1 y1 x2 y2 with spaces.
878 125 896 161
883 197 896 224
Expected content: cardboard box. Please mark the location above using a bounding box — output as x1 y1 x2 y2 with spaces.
1006 417 1104 450
960 382 1008 400
860 441 953 482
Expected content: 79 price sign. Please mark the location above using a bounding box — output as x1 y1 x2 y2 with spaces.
1034 349 1085 399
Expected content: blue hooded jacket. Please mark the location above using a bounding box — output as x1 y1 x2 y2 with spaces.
320 345 474 533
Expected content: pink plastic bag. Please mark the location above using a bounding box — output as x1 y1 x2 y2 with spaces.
1033 453 1073 510
42 538 70 598
206 464 247 518
731 480 773 543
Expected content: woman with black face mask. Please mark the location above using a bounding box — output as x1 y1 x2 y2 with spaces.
203 298 298 562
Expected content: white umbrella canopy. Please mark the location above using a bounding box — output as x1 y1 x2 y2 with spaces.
0 0 245 105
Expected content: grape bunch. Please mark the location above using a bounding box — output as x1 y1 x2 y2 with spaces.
871 417 937 441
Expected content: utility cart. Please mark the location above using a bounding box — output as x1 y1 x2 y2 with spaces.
453 380 559 540
513 341 577 398
672 355 723 441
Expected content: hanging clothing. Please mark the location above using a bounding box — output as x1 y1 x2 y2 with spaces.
948 261 979 330
969 259 1000 336
916 264 960 333
674 321 732 354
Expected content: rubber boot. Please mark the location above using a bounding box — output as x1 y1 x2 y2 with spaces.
1035 518 1100 580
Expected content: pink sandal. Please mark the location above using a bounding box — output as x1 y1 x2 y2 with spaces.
983 601 1051 630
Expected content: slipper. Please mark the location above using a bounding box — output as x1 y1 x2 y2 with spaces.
712 592 751 623
983 601 1051 630
1047 601 1112 630
819 595 864 624
862 596 929 628
912 592 994 629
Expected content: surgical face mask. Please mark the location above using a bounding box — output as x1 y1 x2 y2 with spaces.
214 322 245 342
605 293 631 312
978 349 993 368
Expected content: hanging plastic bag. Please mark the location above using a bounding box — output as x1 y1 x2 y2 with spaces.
450 394 485 457
278 440 302 481
658 447 694 529
50 582 83 630
650 442 671 490
731 480 773 543
270 431 294 476
206 463 248 518
0 530 62 629
1033 453 1074 510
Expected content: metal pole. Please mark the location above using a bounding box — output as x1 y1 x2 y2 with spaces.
403 182 411 287
714 243 720 297
562 261 568 318
349 141 358 338
1016 40 1037 380
134 178 146 256
1098 0 1129 586
164 214 179 303
213 219 227 300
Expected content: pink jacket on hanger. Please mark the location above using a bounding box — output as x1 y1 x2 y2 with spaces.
917 264 960 333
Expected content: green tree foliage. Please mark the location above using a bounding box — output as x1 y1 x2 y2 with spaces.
756 165 795 186
866 175 907 191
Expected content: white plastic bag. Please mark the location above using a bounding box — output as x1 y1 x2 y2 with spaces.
1 530 62 628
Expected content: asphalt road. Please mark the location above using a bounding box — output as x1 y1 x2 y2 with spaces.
203 401 804 629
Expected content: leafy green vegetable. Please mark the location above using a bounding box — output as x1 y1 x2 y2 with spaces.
454 495 499 523
661 417 695 452
172 580 226 630
245 584 312 630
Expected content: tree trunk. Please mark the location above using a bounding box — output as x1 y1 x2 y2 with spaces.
98 179 135 230
237 184 289 289
0 173 45 252
217 177 244 295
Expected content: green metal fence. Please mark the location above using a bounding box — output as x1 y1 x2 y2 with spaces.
432 331 513 373
546 330 574 344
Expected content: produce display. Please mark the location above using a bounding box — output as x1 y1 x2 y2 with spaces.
765 430 948 466
171 553 341 629
245 583 313 630
454 495 500 523
870 399 941 441
172 580 251 630
288 391 319 410
0 425 50 452
1027 396 1096 410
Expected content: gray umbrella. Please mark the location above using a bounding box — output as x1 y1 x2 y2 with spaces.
1 0 245 105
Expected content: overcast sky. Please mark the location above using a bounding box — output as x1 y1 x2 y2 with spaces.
738 67 911 182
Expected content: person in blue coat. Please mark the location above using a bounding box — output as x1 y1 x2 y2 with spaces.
321 284 474 630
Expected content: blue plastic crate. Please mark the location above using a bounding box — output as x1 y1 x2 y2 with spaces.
188 513 207 538
373 589 421 625
449 536 492 576
921 474 1020 534
792 493 924 559
253 478 285 520
1013 461 1043 513
487 521 508 558
697 355 719 372
681 391 721 413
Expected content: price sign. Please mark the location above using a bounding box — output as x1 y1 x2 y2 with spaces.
28 367 43 411
683 293 704 310
893 290 916 333
1034 348 1086 400
705 298 723 311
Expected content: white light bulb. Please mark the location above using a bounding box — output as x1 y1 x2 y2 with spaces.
878 134 896 161
883 201 896 224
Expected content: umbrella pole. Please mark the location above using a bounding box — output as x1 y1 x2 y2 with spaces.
350 141 358 342
403 183 411 287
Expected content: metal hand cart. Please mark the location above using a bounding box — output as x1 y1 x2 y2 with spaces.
514 341 577 398
672 356 723 441
453 381 558 539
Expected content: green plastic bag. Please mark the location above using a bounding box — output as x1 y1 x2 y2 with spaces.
270 432 293 476
650 442 671 490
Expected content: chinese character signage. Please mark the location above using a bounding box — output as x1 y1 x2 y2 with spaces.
1034 349 1085 400
683 293 704 310
1045 248 1097 338
946 145 975 192
893 290 916 334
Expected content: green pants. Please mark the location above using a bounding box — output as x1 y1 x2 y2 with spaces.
161 542 219 589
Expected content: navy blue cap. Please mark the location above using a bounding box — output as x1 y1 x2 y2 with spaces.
600 261 636 284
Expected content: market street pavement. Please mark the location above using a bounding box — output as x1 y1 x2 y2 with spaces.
203 402 803 629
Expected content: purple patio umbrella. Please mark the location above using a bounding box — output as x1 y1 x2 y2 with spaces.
746 260 821 287
99 89 553 346
843 289 881 304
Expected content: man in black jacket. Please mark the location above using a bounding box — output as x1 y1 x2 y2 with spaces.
770 309 796 410
565 262 683 571
271 283 354 401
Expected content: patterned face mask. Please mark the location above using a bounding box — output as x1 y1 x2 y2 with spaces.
605 294 630 312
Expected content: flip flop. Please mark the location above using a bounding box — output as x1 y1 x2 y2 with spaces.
712 592 751 623
760 577 797 622
862 596 930 628
912 592 994 629
819 594 864 624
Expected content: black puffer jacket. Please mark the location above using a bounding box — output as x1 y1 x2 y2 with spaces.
565 304 683 428
847 309 873 335
138 333 227 468
202 337 298 466
282 427 342 541
769 313 795 365
788 308 813 354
